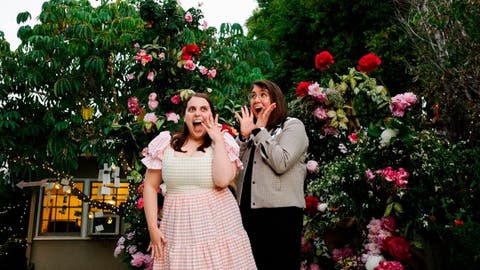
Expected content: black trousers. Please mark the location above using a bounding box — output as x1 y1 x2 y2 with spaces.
241 206 303 270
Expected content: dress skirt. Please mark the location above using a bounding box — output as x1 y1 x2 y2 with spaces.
153 188 257 270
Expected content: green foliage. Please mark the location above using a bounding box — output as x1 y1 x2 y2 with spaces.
248 0 413 96
397 0 480 145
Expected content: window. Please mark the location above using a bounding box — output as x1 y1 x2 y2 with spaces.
37 178 129 237
39 182 83 235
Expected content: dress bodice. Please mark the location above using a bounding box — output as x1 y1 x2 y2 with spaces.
161 147 214 192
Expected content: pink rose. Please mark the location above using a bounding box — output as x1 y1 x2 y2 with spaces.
185 11 193 23
166 112 180 123
313 107 328 121
207 68 217 79
147 71 154 81
148 100 158 111
143 113 158 123
199 66 208 75
127 73 134 80
202 20 208 30
130 252 145 267
148 92 157 101
183 60 196 70
306 160 319 173
366 169 376 180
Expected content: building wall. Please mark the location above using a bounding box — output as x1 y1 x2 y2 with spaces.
28 157 129 270
30 239 126 270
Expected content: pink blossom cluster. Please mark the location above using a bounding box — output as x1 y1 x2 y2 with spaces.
131 251 153 269
389 92 417 117
332 245 355 262
366 167 410 188
300 261 322 270
135 49 153 66
198 65 217 79
148 92 158 111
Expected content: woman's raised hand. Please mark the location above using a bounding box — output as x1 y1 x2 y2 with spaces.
235 106 256 139
202 114 224 143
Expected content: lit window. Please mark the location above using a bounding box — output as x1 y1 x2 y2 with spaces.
39 182 83 235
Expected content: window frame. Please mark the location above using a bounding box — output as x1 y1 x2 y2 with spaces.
34 178 128 240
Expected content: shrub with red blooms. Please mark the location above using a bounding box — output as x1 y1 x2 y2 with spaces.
383 236 411 261
296 81 312 97
304 195 320 215
315 51 334 70
356 52 381 73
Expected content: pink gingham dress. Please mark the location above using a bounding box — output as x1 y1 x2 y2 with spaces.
142 131 257 270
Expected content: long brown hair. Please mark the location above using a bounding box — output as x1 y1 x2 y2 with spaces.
252 79 288 130
171 93 216 153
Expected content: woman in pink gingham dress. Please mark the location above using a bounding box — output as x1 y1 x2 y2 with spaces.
142 93 256 270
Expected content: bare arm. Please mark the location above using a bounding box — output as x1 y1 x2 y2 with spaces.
203 114 237 188
143 169 165 260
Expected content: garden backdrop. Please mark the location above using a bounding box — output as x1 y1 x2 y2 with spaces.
1 0 479 270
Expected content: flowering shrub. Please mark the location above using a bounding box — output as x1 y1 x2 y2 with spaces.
294 51 480 269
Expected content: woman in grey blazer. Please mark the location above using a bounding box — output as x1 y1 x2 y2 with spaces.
235 80 309 270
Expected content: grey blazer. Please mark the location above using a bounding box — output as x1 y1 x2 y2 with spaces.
235 117 309 208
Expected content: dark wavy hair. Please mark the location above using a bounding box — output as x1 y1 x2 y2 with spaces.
252 79 288 130
171 93 216 153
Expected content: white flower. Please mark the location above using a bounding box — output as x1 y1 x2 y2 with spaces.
365 255 385 270
380 128 399 147
317 203 328 212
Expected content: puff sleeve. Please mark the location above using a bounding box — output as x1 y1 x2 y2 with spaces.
223 132 243 170
141 131 171 170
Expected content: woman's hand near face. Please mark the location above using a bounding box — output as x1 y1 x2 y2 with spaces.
235 106 256 139
202 114 224 143
255 103 277 128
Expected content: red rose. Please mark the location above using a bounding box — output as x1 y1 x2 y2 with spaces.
182 44 201 57
356 52 381 73
295 81 312 97
315 51 334 70
381 216 397 232
304 195 319 215
454 219 464 226
383 236 411 261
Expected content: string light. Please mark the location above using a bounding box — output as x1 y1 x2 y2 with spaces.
10 156 124 215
